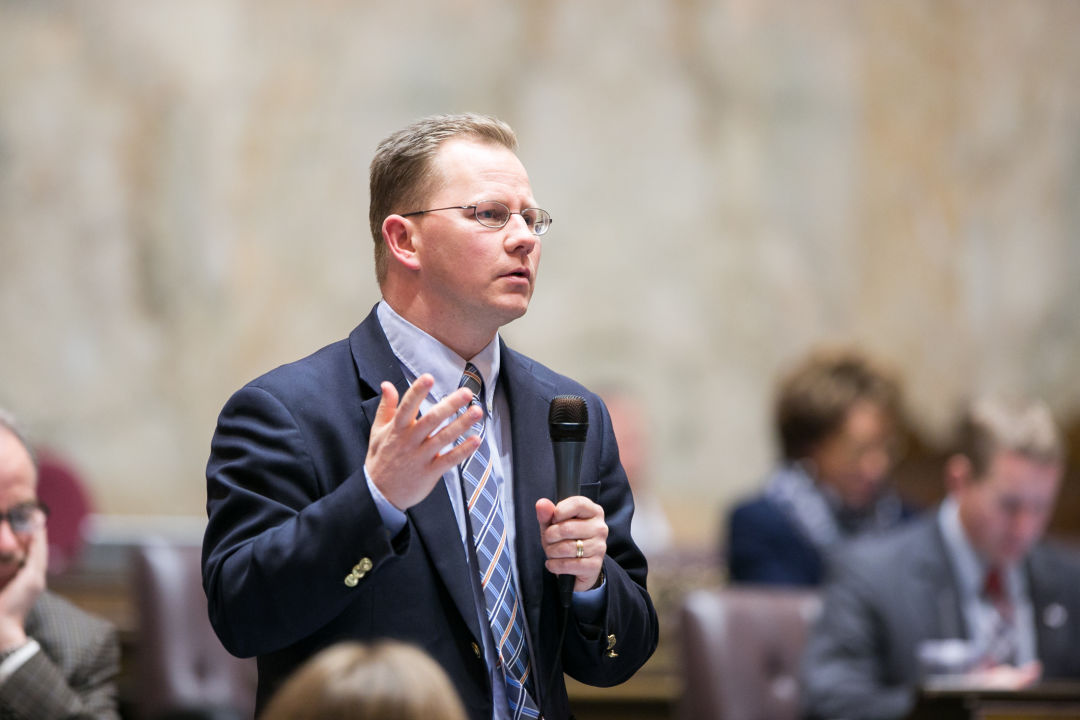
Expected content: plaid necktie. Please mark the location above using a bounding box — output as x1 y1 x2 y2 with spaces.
979 565 1018 666
458 363 541 719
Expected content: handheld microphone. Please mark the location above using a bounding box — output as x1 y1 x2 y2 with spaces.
548 395 588 608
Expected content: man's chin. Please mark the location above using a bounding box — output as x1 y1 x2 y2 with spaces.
492 299 530 324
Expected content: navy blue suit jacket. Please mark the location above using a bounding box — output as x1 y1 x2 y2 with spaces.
201 307 658 718
727 496 825 586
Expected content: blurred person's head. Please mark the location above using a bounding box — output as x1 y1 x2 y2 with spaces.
776 348 902 510
261 640 468 720
0 409 44 588
369 113 518 285
601 389 649 491
945 395 1064 568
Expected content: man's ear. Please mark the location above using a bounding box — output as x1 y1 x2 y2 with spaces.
944 454 973 495
382 215 421 271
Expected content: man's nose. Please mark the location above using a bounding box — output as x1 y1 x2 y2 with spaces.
1009 506 1046 545
505 214 539 254
0 520 21 551
859 447 891 485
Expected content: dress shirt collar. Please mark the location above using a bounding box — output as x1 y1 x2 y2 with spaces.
938 495 1025 602
938 496 984 602
376 300 500 408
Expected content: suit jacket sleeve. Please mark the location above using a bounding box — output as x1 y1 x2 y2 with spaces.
202 382 393 658
558 396 659 687
801 549 915 720
0 610 120 720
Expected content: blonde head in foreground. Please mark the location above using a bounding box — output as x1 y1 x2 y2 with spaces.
261 640 467 720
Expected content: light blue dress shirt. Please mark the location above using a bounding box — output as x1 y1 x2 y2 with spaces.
364 300 604 719
938 497 1037 665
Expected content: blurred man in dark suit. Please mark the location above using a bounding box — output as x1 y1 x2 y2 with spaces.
802 395 1080 720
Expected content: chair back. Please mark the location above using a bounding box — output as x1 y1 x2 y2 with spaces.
679 586 822 720
132 539 256 720
36 450 94 573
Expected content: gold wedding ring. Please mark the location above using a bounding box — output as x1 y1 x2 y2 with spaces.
575 539 585 559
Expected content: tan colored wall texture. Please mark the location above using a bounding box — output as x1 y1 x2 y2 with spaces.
2 1 1079 545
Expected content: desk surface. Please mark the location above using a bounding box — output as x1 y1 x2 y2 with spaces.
911 682 1080 720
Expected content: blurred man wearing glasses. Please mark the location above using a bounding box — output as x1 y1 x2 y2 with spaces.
0 410 119 719
202 114 658 719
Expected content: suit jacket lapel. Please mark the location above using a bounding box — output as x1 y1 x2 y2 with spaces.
912 521 968 639
499 343 557 640
348 306 483 645
409 483 484 644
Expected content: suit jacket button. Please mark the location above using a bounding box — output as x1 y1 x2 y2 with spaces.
349 558 373 580
345 557 372 588
471 642 481 659
606 633 619 658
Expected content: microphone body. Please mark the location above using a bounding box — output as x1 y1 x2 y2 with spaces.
553 439 585 505
548 395 589 608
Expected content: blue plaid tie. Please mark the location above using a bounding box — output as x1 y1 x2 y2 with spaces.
458 363 541 719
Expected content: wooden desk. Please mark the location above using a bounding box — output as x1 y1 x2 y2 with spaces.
909 682 1080 720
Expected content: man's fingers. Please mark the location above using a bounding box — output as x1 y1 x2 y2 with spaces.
535 499 556 528
544 518 607 544
552 536 602 559
543 556 604 587
372 382 400 427
550 496 605 524
415 387 476 438
393 375 435 428
424 402 482 450
28 525 48 574
434 433 482 471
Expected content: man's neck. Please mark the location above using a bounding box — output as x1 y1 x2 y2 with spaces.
381 296 496 360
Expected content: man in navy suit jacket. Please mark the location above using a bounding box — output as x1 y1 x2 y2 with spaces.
201 114 658 719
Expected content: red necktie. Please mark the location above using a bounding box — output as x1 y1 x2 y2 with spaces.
980 566 1017 666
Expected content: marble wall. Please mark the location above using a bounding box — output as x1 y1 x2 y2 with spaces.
2 0 1079 544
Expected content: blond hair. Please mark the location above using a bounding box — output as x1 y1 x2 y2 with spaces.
261 641 467 720
368 113 518 284
956 395 1063 478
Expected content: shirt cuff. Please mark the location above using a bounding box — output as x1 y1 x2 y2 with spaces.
0 639 40 683
571 572 607 623
365 465 408 536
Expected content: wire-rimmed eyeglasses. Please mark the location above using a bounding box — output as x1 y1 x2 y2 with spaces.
0 501 49 535
400 200 553 236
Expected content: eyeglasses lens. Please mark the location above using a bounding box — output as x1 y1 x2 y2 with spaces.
6 504 39 534
475 201 508 228
473 201 550 235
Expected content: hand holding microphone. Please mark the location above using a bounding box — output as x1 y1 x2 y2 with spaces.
535 395 608 608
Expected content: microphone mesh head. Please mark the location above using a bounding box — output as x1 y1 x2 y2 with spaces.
549 395 588 439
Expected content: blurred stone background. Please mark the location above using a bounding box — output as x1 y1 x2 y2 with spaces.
2 0 1079 545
